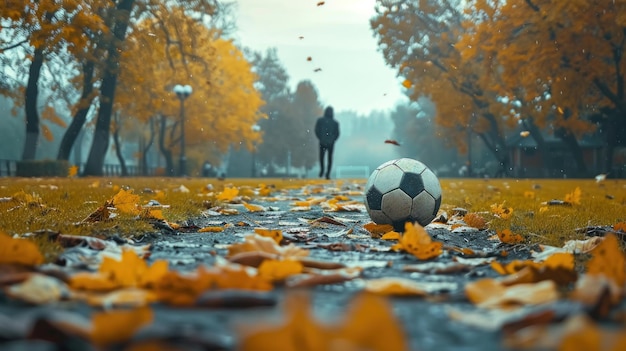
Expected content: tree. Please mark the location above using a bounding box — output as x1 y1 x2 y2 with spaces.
115 9 264 176
457 0 625 175
371 0 516 177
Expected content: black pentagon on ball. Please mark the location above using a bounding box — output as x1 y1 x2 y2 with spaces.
365 186 384 210
399 172 425 198
432 195 442 216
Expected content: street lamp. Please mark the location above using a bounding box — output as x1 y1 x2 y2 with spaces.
251 124 261 177
173 84 192 176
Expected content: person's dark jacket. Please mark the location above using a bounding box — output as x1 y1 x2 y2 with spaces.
315 108 340 147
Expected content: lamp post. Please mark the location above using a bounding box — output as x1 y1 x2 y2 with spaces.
173 84 192 176
251 124 261 177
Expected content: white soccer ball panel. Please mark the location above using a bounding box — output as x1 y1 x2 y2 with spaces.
382 189 413 222
420 168 442 199
374 164 404 194
376 159 397 170
369 209 393 225
411 191 437 226
394 158 427 174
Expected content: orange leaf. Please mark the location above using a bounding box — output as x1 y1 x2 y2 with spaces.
384 139 401 146
364 277 428 296
402 79 412 89
112 189 140 215
0 231 44 266
68 165 79 177
381 231 401 241
497 229 524 244
198 226 224 233
257 259 303 281
564 187 581 205
363 222 395 238
613 222 626 232
217 187 239 202
491 202 514 219
587 233 626 287
391 222 442 260
90 307 153 346
243 202 265 212
254 228 283 244
464 212 488 229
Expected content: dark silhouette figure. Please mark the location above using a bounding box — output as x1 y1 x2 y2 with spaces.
315 106 340 179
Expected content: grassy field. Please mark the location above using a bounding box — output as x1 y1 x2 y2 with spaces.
1 176 624 258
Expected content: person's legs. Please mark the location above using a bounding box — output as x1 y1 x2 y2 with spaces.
325 144 334 179
319 145 326 177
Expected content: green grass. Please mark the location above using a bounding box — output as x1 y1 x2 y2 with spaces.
1 177 625 257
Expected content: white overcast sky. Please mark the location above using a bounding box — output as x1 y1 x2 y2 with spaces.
232 0 408 115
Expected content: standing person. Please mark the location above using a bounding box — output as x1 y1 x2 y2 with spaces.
315 106 340 179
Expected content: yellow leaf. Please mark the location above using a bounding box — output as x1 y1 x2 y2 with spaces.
112 189 140 215
198 226 224 233
391 222 442 260
497 228 524 244
402 79 413 89
257 259 303 281
587 233 626 287
0 231 44 266
364 277 428 296
90 307 153 346
564 187 581 205
363 222 395 238
466 279 558 309
491 202 514 219
243 202 265 212
68 165 79 177
217 187 239 202
254 228 283 244
381 231 402 241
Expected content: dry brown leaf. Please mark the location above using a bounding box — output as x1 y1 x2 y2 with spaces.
91 307 153 346
587 233 626 289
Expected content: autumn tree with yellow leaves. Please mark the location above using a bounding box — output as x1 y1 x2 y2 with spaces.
115 7 264 176
371 0 516 177
457 0 626 174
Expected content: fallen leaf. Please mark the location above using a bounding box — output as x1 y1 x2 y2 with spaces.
465 279 559 309
257 259 303 282
564 187 582 205
491 202 514 219
0 231 44 266
497 229 524 244
587 233 626 289
217 187 239 202
198 226 224 233
112 188 140 215
391 222 442 260
91 307 153 346
254 228 283 244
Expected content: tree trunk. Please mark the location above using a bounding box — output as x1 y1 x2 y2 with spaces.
478 113 511 177
57 61 95 161
112 112 128 176
141 117 155 176
523 118 551 177
83 0 135 176
158 115 175 176
22 46 44 160
557 130 588 177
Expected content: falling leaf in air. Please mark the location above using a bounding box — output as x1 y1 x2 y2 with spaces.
314 68 322 72
317 1 325 6
519 131 530 138
0 231 44 266
90 307 153 347
112 189 140 215
496 228 524 244
564 187 581 205
384 139 401 146
306 56 312 61
68 165 78 177
298 36 304 40
402 79 412 89
595 174 607 183
391 222 442 260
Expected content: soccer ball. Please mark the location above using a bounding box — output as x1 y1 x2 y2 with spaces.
364 158 442 230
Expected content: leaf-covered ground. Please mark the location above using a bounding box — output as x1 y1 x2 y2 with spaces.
0 177 625 350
